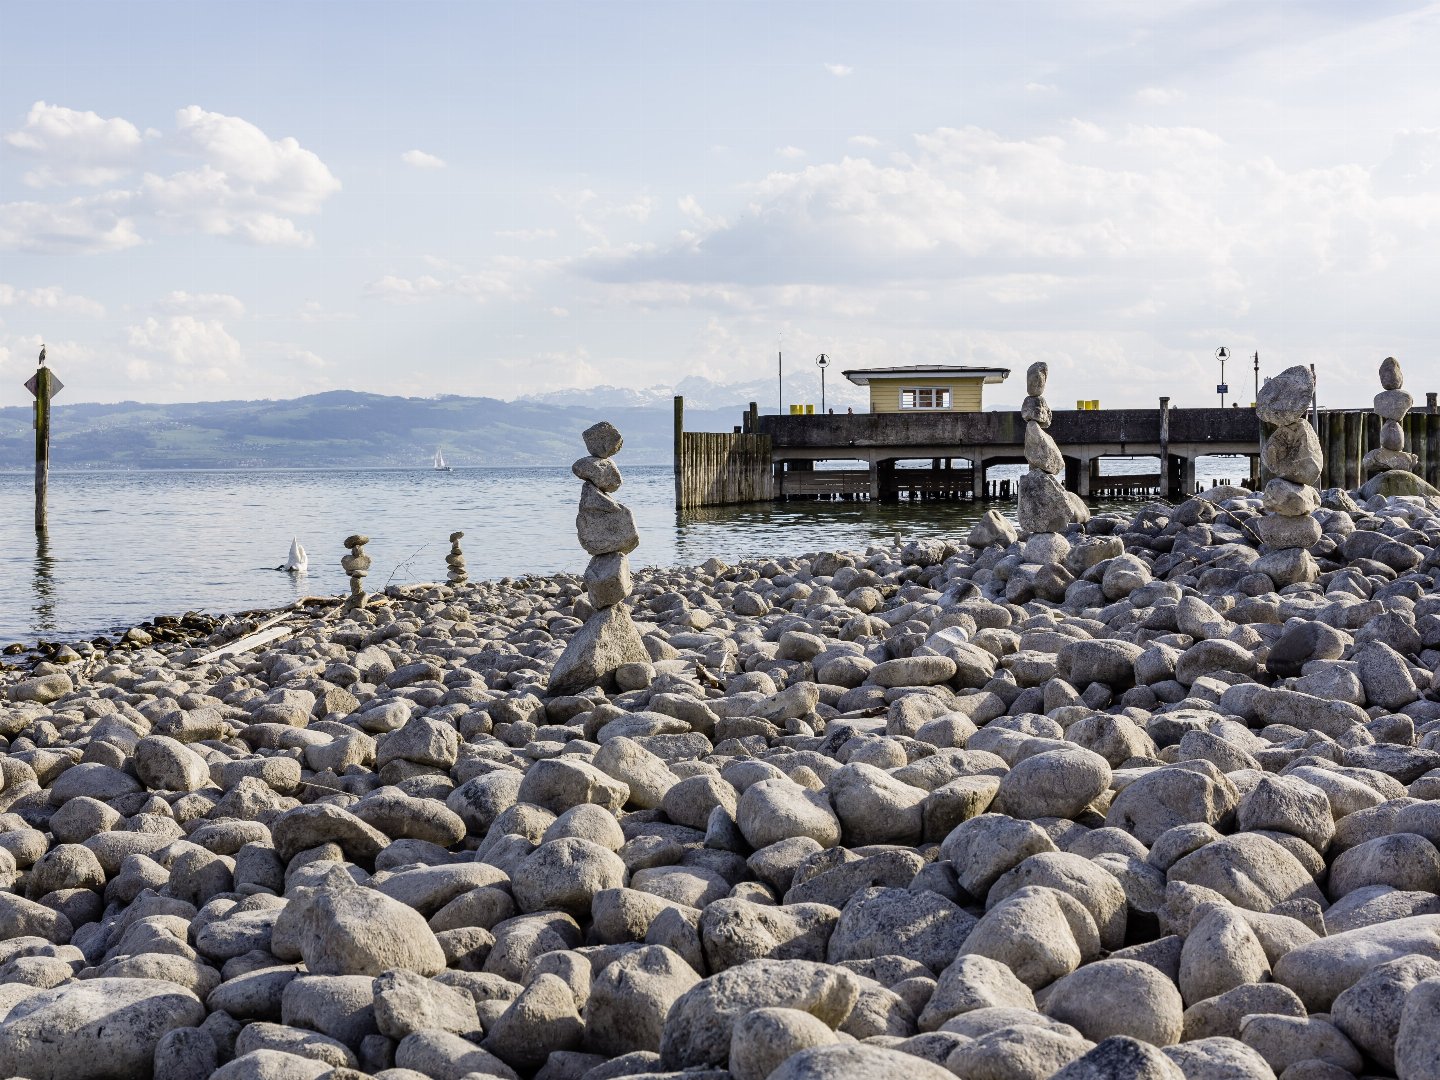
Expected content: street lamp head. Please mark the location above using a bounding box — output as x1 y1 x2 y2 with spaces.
815 353 830 368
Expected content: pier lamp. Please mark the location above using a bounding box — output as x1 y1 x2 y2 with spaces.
1216 346 1229 408
816 353 830 413
1253 351 1260 405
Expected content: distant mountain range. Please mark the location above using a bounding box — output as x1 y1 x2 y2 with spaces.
521 373 868 413
0 388 760 470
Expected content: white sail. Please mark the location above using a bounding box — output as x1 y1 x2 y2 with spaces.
433 448 448 470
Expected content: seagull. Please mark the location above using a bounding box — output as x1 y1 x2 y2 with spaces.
38 344 46 366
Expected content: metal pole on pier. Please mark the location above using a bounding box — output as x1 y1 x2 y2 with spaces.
25 345 63 531
816 353 830 413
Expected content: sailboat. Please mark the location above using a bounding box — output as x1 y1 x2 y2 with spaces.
433 448 452 472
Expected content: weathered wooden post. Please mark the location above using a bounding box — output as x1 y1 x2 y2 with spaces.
673 395 685 510
1158 396 1173 499
24 347 63 531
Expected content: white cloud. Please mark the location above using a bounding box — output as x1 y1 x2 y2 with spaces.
1025 82 1059 93
848 135 881 149
401 149 446 169
0 195 141 254
0 103 340 253
4 102 148 187
125 314 244 385
364 262 523 304
496 227 558 241
678 195 726 231
824 63 854 77
154 291 246 317
775 145 806 160
0 283 105 317
573 121 1440 407
1136 86 1186 105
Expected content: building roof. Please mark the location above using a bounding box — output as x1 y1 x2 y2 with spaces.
842 364 1011 386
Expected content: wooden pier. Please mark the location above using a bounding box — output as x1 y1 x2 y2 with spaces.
674 393 1440 508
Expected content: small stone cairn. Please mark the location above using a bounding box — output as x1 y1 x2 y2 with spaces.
547 421 649 694
1358 356 1438 498
1256 365 1322 585
341 534 370 610
446 531 468 586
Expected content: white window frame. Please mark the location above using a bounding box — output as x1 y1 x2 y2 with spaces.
899 386 951 410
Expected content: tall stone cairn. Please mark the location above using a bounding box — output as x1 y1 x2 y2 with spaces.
446 531 468 586
1255 365 1322 586
547 421 650 694
1016 362 1075 536
341 534 370 610
1365 356 1417 478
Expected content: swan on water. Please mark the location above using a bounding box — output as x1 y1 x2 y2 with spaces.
283 538 307 573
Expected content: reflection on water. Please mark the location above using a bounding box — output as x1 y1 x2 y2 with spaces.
32 528 57 634
0 458 1252 642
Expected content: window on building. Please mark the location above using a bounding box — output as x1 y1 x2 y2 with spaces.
899 387 951 409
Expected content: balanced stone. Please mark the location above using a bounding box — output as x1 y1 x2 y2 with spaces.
584 552 632 609
1025 423 1063 475
1255 366 1314 426
1026 362 1048 399
1381 420 1405 451
1018 470 1072 534
1261 422 1322 487
446 531 468 586
1262 479 1319 517
1380 355 1403 390
577 484 640 556
583 421 623 459
968 509 1018 548
1021 396 1052 426
342 534 370 610
1374 389 1413 423
573 455 622 492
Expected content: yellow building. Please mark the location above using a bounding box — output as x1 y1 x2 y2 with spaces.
842 365 1011 414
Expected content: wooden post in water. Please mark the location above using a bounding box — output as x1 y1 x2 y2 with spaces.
673 395 685 510
24 350 63 531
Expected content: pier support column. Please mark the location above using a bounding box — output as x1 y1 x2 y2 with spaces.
1076 458 1093 498
971 459 985 500
1181 456 1197 496
877 459 899 503
867 461 881 501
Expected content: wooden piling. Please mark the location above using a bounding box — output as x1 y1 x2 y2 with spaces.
1428 399 1440 488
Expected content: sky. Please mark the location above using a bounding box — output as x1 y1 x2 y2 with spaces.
3 0 1440 413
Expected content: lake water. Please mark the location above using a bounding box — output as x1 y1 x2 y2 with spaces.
0 458 1251 643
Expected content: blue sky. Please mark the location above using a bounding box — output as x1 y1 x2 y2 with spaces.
3 0 1440 411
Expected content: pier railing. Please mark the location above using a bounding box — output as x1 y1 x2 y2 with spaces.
674 395 1440 508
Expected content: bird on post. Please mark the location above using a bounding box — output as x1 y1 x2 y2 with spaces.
38 343 46 367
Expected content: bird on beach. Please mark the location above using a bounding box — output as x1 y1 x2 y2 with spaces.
38 344 46 366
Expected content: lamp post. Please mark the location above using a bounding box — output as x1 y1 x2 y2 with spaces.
816 353 830 413
1253 351 1260 405
1216 346 1229 408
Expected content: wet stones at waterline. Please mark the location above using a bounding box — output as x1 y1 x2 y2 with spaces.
341 534 370 610
1255 366 1323 587
446 531 468 586
549 421 649 694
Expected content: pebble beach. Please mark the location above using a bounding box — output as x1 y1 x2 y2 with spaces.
4 387 1440 1080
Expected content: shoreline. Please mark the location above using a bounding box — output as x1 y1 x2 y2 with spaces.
1 481 1439 1076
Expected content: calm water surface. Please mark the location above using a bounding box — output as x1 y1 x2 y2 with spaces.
0 460 1250 642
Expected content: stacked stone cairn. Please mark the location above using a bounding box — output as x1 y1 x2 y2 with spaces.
1255 365 1323 586
548 421 649 693
1359 356 1440 498
341 533 370 610
445 531 468 586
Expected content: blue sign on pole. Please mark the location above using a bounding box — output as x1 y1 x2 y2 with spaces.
1216 384 1229 395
